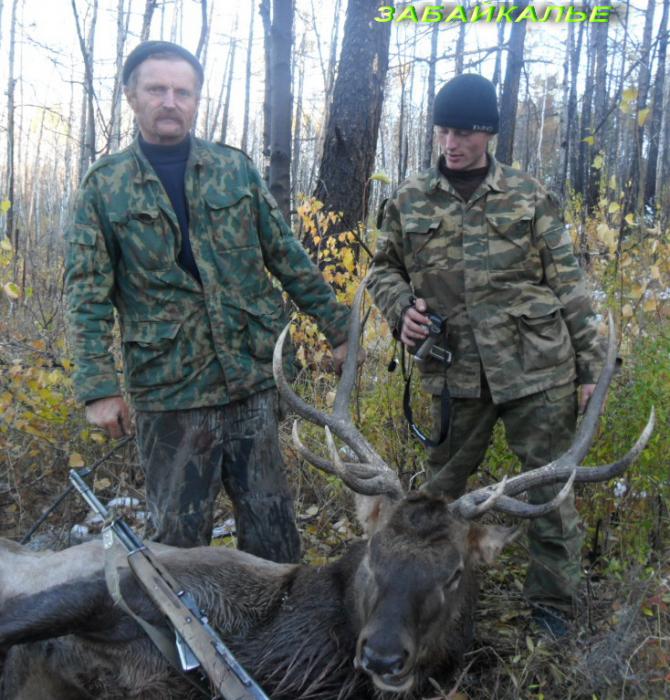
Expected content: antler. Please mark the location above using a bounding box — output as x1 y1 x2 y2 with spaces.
448 314 655 520
273 282 405 499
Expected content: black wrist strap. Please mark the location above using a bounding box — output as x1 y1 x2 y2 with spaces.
401 345 450 448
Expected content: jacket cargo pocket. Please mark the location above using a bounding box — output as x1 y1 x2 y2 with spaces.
206 189 255 250
110 208 174 271
510 307 574 372
242 297 289 362
487 212 533 271
122 319 182 388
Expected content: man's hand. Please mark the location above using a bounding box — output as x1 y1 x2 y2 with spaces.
85 396 133 439
578 383 597 414
332 342 366 376
400 297 430 348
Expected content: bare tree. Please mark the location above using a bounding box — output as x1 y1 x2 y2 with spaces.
195 0 208 61
72 0 99 183
260 0 272 172
219 20 238 144
313 0 391 240
644 0 670 211
108 0 129 153
240 3 255 154
5 0 18 250
495 0 528 165
140 0 156 41
268 0 294 222
422 22 440 170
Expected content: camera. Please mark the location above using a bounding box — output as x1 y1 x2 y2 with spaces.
411 311 452 365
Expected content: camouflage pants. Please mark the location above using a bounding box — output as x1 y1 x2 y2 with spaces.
426 378 583 611
135 388 301 563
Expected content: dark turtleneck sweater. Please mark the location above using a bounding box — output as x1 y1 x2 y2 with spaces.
439 154 490 203
139 134 201 283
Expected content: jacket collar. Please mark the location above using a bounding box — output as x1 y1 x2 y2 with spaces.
129 135 215 185
428 153 507 196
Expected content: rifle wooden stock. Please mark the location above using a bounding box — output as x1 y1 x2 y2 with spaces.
127 547 268 700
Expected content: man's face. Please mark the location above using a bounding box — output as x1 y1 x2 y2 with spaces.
125 57 199 145
436 127 492 171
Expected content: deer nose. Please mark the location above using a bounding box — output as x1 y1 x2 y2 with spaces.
359 640 408 677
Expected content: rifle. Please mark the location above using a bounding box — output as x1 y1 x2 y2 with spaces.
69 468 269 700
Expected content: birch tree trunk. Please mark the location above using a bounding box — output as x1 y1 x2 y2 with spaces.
644 0 669 210
5 0 18 251
241 4 255 154
422 22 439 170
268 0 294 222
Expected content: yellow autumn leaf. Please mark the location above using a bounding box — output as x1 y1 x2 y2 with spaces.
582 135 595 145
608 201 620 214
369 172 391 185
2 282 20 300
90 431 107 444
622 87 638 103
643 297 657 313
68 453 85 468
0 200 11 214
342 248 355 273
94 477 112 490
0 237 11 252
637 108 651 127
625 213 636 226
592 154 604 170
650 265 661 280
622 304 634 319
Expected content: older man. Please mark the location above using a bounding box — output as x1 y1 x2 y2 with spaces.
368 74 604 636
65 41 350 562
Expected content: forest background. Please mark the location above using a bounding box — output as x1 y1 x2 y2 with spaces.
0 1 669 698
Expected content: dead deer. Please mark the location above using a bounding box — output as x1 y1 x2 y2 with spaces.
0 284 654 699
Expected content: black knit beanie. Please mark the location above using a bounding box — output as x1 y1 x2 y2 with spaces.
122 41 204 87
433 74 499 134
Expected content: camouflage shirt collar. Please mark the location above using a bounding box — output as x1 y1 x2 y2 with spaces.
428 153 507 196
130 135 216 184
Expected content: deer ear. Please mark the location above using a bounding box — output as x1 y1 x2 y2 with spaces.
468 524 522 565
355 495 395 537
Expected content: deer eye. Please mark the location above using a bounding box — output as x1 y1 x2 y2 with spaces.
443 567 463 593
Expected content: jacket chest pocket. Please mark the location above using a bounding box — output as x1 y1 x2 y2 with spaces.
110 208 175 271
206 189 256 250
404 217 444 269
486 213 533 271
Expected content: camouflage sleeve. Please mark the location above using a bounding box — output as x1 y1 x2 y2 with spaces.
367 197 414 336
247 162 350 348
64 175 120 404
534 190 604 384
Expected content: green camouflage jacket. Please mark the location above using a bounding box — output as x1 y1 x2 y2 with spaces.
368 155 604 404
65 137 349 411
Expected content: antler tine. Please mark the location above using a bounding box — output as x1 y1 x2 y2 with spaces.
447 313 655 520
503 405 655 495
332 280 366 421
454 471 577 520
273 287 405 500
549 312 617 470
449 476 508 518
291 421 391 481
324 427 406 497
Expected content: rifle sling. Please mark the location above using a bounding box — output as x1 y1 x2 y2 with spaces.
103 536 212 698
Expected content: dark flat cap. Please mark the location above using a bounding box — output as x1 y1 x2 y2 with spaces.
122 40 204 86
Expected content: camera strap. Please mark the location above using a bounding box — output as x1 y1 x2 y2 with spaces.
400 345 450 448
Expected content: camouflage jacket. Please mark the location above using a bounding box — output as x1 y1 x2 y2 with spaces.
65 137 349 411
368 155 604 404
